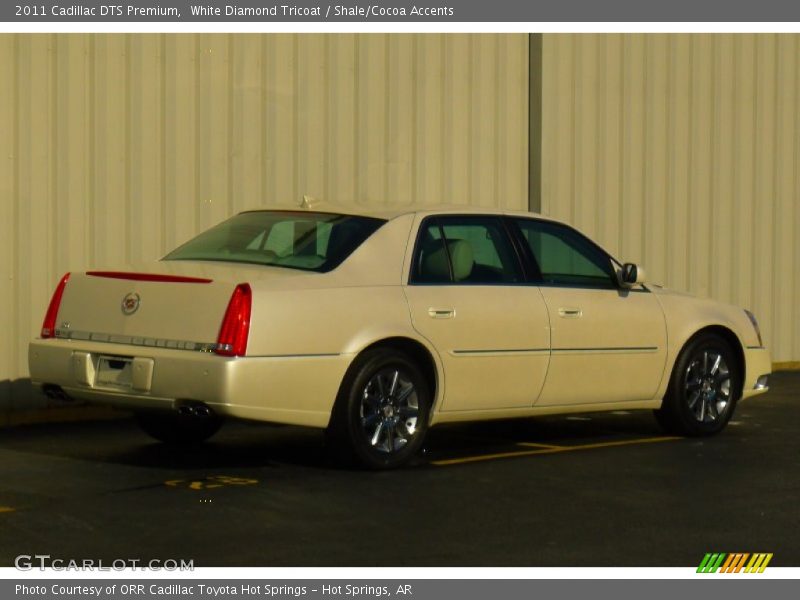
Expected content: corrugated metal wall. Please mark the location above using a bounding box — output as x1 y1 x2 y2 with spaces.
4 32 797 419
540 34 800 364
0 33 529 406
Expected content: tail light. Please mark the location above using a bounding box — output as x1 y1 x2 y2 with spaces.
41 273 71 338
215 283 252 357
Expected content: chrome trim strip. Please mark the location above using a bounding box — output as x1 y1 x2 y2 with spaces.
55 329 218 353
451 346 658 357
552 346 659 355
451 348 550 357
53 329 342 358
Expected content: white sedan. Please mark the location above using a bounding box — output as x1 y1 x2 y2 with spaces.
29 203 771 468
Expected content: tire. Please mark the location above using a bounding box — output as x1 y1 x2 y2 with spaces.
135 410 223 445
328 348 431 470
654 333 741 436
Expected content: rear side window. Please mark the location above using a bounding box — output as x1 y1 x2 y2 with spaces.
514 218 616 288
411 217 523 284
164 211 385 272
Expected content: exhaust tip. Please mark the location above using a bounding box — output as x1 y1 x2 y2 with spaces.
42 384 72 402
193 405 212 418
176 401 215 419
176 405 195 417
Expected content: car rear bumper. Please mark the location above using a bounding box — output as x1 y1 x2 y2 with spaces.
29 339 352 428
742 346 772 400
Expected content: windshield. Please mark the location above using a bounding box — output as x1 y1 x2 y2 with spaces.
163 211 385 272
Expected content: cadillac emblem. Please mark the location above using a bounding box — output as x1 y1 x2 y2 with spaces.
121 292 141 315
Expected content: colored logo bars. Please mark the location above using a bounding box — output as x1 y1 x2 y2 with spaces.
697 553 773 573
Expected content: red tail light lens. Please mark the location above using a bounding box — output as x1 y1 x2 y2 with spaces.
41 273 71 338
215 283 252 357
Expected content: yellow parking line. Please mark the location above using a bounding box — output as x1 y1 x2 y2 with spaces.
432 447 564 466
516 442 567 449
430 436 682 466
165 475 259 491
453 434 562 449
0 506 15 514
551 436 683 452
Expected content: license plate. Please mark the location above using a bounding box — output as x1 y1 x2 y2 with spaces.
95 355 134 389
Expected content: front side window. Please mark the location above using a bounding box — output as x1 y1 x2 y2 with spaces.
514 219 617 288
411 216 523 284
164 211 384 272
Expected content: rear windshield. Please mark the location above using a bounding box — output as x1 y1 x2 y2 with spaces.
163 211 385 272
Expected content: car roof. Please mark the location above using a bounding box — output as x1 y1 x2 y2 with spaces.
240 200 555 222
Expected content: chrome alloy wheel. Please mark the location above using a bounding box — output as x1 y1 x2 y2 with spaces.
360 368 420 454
684 350 731 423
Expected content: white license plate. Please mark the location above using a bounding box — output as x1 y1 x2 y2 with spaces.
95 355 134 389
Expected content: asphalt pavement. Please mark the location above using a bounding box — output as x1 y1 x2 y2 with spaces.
0 372 797 567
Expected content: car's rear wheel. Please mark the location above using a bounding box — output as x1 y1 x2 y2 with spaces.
135 410 223 444
328 349 431 469
655 332 740 436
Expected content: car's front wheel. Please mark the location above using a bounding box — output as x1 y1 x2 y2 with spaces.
655 332 741 436
329 349 431 469
135 410 223 445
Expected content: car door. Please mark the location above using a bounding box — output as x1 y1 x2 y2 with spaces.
403 215 550 412
510 218 667 407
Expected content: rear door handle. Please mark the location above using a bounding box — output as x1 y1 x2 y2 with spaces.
428 308 455 319
558 307 582 318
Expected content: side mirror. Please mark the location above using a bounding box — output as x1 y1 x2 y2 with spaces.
619 263 646 287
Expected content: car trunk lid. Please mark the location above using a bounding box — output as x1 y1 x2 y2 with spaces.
51 263 270 351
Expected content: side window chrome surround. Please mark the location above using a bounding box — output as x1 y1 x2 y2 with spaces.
508 217 633 291
407 215 527 286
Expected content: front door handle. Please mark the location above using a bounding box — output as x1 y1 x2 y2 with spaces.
558 307 582 318
428 308 455 319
